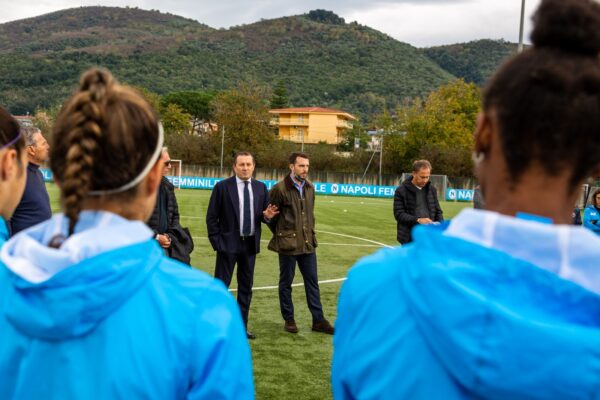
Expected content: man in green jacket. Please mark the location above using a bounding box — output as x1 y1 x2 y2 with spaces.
268 152 334 335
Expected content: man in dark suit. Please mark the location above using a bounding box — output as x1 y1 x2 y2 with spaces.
206 151 278 340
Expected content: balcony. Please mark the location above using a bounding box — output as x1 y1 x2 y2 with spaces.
271 118 309 126
337 120 353 129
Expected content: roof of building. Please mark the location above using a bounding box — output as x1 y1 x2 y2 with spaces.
269 107 357 120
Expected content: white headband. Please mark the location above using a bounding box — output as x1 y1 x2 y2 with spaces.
88 123 164 196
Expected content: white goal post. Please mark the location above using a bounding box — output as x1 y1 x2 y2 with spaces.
169 159 182 189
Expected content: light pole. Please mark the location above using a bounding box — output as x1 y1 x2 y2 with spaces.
220 125 225 176
378 133 383 187
518 0 526 52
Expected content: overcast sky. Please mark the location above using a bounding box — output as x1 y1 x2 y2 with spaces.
0 0 542 47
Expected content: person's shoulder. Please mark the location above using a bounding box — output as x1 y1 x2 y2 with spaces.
397 180 412 191
149 259 234 314
344 246 411 300
163 177 174 189
213 177 234 191
271 179 286 192
252 179 268 189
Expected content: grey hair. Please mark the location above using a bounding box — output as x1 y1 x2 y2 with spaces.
21 125 41 146
412 159 432 172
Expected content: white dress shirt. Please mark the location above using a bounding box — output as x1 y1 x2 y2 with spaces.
236 176 255 236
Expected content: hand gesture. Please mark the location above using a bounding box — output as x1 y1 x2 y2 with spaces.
263 204 279 219
417 218 433 225
157 234 171 248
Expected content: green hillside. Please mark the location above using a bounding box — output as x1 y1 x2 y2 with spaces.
423 39 518 85
0 7 455 117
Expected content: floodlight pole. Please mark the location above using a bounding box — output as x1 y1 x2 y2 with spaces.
220 125 225 175
301 130 305 152
518 0 526 53
378 133 383 186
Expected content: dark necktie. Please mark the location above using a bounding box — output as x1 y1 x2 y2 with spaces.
243 181 251 236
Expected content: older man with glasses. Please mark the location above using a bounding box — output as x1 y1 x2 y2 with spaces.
147 148 194 265
10 126 51 235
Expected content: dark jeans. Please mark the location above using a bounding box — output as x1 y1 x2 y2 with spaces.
278 252 325 323
214 237 256 327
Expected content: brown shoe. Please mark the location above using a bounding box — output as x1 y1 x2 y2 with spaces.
284 320 298 333
312 320 334 335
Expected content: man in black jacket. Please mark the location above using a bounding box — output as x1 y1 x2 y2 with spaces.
147 148 194 265
393 160 443 244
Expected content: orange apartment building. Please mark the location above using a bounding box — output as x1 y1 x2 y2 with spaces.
269 107 357 145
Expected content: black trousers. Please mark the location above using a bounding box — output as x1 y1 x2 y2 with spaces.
214 237 256 328
278 252 325 323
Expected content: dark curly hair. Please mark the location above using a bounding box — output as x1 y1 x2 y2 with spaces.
483 0 600 189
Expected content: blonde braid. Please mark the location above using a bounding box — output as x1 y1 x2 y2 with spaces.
50 68 159 244
60 70 113 235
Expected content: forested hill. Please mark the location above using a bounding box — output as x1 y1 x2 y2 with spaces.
0 7 519 118
423 39 518 85
0 7 455 117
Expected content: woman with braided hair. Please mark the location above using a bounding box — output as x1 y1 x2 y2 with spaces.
333 0 600 398
0 69 254 399
0 106 27 244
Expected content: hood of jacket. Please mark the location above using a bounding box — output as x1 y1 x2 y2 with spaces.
401 175 431 192
400 210 600 398
0 211 161 340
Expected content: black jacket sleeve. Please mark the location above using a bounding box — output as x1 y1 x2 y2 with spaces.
393 186 418 226
206 183 222 251
432 187 444 222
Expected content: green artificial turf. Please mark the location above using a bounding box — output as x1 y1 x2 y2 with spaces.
46 184 471 399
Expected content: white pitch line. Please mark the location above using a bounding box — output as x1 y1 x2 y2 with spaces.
190 236 381 248
315 230 393 248
230 277 346 292
186 226 392 292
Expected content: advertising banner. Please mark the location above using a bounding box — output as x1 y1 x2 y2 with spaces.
41 169 419 199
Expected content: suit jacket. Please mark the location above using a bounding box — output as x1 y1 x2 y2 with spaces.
206 176 269 254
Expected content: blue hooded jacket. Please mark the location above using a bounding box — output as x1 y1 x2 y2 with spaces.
0 218 8 246
333 209 600 399
584 205 600 235
0 211 254 399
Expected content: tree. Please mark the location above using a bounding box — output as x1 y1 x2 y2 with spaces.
161 103 192 135
211 80 274 165
270 80 289 109
133 86 161 114
383 79 481 176
307 10 345 25
32 104 61 142
338 120 368 152
162 91 215 135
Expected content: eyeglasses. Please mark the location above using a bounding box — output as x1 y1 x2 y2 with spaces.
164 160 172 166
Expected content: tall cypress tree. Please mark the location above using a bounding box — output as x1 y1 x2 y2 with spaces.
270 80 289 109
